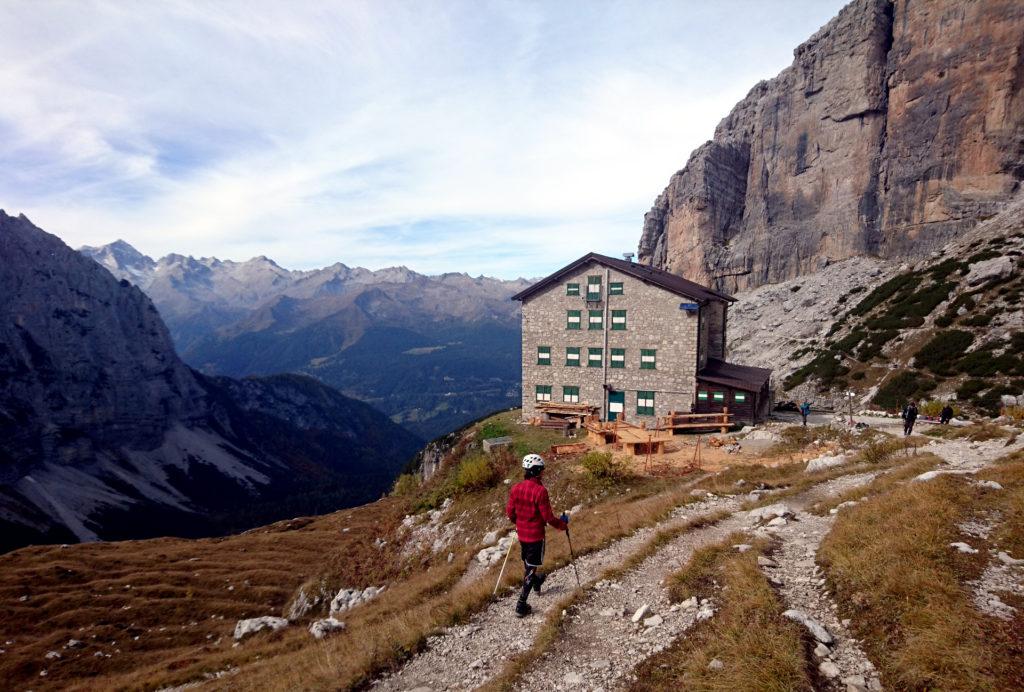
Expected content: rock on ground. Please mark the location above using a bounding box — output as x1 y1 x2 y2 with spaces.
233 617 288 641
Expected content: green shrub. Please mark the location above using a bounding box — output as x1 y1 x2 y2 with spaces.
580 451 628 482
454 454 500 491
915 330 974 375
873 371 937 410
929 258 968 281
961 313 993 327
851 272 920 316
835 330 865 354
391 472 421 497
857 329 899 361
784 349 850 390
958 352 1019 377
956 379 988 400
887 281 955 319
934 314 954 328
967 250 1000 263
851 370 866 380
920 400 960 418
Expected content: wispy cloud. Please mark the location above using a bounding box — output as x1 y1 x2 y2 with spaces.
0 0 847 278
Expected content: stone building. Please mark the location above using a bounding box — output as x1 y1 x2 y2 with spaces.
512 253 771 425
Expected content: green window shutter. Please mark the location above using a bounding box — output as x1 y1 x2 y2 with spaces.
637 390 655 416
562 385 580 403
537 346 551 365
587 347 603 367
588 310 603 330
697 391 709 400
565 346 580 366
535 385 552 402
640 349 656 370
734 392 747 402
713 391 725 402
567 310 581 330
610 348 625 368
611 309 626 330
609 282 624 295
566 282 580 296
586 275 602 299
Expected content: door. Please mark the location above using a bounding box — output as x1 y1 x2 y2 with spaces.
608 390 625 421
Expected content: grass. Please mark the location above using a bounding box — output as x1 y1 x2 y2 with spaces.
923 422 1010 442
818 459 1024 690
631 534 812 691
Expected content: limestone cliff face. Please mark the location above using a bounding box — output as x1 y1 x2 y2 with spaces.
639 0 1024 292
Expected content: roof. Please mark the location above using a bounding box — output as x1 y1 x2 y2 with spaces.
697 358 772 392
511 252 735 304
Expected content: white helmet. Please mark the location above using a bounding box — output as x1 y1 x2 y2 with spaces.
522 454 545 470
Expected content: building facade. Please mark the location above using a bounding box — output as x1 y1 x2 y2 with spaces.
513 253 771 425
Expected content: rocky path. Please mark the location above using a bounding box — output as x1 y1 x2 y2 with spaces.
370 495 740 692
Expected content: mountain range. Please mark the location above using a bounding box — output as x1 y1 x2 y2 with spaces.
0 211 421 553
79 241 530 439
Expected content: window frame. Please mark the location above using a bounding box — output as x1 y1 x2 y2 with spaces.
734 392 747 403
587 347 603 368
712 391 725 402
537 345 551 365
640 348 657 370
565 346 580 366
637 390 655 416
586 274 602 299
588 309 603 330
562 385 580 404
535 385 552 402
611 309 626 331
697 391 709 401
566 309 582 330
566 282 580 296
610 347 625 369
609 282 624 295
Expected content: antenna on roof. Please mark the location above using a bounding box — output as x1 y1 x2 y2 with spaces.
622 252 635 263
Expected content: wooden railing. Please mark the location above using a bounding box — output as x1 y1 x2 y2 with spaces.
658 408 733 434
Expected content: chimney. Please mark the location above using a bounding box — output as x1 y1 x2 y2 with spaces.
622 252 635 263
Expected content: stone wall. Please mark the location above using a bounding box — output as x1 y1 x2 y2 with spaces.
520 261 705 423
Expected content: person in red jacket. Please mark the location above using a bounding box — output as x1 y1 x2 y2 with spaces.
506 453 568 617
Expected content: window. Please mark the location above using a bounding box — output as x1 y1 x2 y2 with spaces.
535 385 552 402
567 310 581 330
611 309 626 331
537 346 551 365
566 282 580 296
640 349 657 370
566 346 580 366
734 392 747 403
609 282 624 295
563 385 580 403
610 348 625 368
697 391 709 401
637 391 655 416
587 275 602 299
588 347 603 367
713 391 725 402
588 310 603 330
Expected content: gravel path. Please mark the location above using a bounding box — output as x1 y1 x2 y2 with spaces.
370 495 739 692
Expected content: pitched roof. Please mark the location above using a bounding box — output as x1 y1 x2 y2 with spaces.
510 252 735 304
697 358 772 391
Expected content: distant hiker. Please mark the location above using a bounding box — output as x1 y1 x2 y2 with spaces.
799 400 811 426
506 453 568 618
940 404 955 425
902 401 919 436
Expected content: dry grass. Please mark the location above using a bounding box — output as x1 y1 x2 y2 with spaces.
808 454 940 516
924 422 1011 442
631 533 812 691
818 459 1024 690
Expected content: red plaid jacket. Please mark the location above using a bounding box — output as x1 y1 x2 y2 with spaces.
506 477 566 543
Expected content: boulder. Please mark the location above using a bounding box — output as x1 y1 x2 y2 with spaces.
747 503 794 523
329 586 385 615
965 256 1015 286
819 660 841 679
782 609 832 644
949 542 979 554
805 453 847 473
643 614 664 628
309 618 346 640
630 604 650 623
233 616 288 641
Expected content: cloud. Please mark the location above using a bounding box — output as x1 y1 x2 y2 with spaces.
0 0 847 278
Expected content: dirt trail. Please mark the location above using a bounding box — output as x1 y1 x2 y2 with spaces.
370 495 740 692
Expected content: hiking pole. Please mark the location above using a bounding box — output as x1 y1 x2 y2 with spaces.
565 527 582 588
493 536 516 595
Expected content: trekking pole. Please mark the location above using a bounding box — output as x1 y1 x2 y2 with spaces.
493 536 516 595
565 528 582 588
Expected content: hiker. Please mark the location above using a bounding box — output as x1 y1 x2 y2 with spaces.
902 400 919 436
505 453 568 618
799 400 811 426
940 404 955 425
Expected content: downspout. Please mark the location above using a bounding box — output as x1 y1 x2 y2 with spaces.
695 302 703 412
602 266 610 419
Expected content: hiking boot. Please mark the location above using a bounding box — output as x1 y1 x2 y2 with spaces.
515 601 532 618
532 573 546 594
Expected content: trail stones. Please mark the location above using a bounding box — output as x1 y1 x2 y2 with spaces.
309 618 346 639
233 616 288 640
806 453 847 473
950 542 979 554
819 660 841 678
681 596 698 609
997 551 1024 566
630 604 650 623
708 658 724 671
747 503 794 524
481 531 500 547
782 609 833 644
766 517 787 527
643 614 663 628
975 480 1003 490
476 535 514 565
814 643 831 658
330 586 385 615
733 544 752 552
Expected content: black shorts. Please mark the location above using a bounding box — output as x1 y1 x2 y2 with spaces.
521 540 545 568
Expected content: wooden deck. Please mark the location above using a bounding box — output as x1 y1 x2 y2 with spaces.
583 419 672 456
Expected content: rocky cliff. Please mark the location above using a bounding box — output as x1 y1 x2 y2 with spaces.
0 211 421 552
639 0 1024 292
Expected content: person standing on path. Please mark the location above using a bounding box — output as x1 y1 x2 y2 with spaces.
799 400 812 426
902 400 919 436
505 454 568 618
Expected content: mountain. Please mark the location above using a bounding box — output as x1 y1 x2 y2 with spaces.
0 211 422 553
79 243 530 439
639 0 1024 293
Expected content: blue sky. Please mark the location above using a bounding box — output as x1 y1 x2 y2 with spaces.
0 0 847 278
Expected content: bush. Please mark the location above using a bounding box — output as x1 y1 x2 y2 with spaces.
454 454 500 491
391 472 421 497
919 400 959 418
873 371 936 410
851 370 866 380
860 438 902 465
851 272 919 316
580 451 628 481
915 330 974 375
956 379 988 400
1003 405 1024 423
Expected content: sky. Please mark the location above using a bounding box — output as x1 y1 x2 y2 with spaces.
0 0 848 279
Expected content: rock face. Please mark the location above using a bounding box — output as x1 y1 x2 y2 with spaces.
0 211 421 553
639 0 1024 293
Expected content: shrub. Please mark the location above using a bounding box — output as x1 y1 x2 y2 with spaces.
961 313 992 327
851 370 866 380
915 330 974 375
859 438 902 465
784 349 849 391
956 379 988 400
851 272 919 316
391 472 421 496
919 400 959 417
835 330 865 354
873 371 936 410
580 451 628 481
1003 405 1024 423
454 454 500 491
